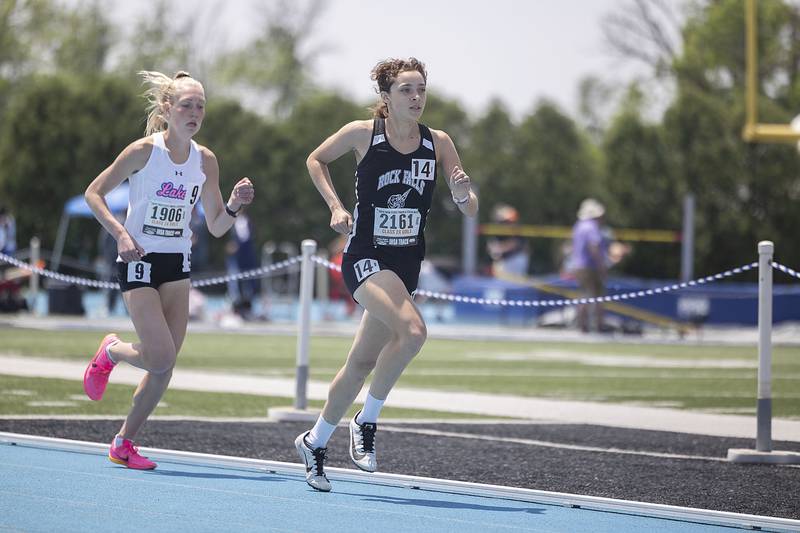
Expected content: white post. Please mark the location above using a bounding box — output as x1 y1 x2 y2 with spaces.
50 210 70 272
294 239 317 410
316 249 329 308
727 241 799 463
462 183 478 276
680 193 695 282
29 237 40 314
756 240 773 452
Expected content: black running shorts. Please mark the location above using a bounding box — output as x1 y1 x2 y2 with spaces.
341 252 421 302
116 252 191 292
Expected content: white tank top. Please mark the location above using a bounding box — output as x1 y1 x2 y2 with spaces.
123 132 206 255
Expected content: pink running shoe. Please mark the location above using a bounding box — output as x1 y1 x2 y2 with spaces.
108 438 157 470
83 333 119 401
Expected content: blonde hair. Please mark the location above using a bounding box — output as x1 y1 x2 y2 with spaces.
369 58 427 118
139 70 199 135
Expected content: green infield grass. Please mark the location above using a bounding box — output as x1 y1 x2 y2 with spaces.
0 327 798 418
0 375 491 419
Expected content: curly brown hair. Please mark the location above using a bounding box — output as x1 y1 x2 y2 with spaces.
369 58 427 118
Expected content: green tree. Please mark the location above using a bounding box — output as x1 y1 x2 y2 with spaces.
604 86 681 278
213 0 326 117
114 0 191 77
277 92 367 248
512 101 602 272
51 0 113 76
0 74 140 256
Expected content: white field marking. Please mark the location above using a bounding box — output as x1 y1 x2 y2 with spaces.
569 392 800 399
700 408 756 415
381 426 728 462
66 395 93 402
465 350 757 369
25 401 77 407
402 369 764 379
2 389 36 396
0 415 539 424
155 402 170 408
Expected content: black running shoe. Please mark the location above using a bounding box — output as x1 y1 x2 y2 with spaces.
294 431 332 492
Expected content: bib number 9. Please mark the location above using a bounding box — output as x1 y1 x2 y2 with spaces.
127 261 152 283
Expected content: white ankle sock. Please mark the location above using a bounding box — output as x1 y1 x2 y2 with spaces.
105 342 119 365
307 416 337 448
113 435 125 448
357 393 385 424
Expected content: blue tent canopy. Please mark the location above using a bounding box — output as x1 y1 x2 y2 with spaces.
64 183 130 217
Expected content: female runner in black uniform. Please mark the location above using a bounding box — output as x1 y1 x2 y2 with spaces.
295 58 478 491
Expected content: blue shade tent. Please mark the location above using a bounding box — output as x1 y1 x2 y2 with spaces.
62 183 131 218
51 183 130 271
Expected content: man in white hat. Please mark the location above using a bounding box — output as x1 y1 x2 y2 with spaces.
570 198 608 332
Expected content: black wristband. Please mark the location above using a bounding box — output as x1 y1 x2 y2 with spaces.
225 204 240 217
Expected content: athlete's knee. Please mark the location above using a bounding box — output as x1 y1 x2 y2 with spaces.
399 319 427 354
149 358 176 375
142 343 177 374
345 356 378 381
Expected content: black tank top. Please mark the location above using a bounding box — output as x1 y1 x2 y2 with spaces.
344 118 437 259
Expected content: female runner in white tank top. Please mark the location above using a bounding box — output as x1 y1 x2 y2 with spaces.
83 71 255 470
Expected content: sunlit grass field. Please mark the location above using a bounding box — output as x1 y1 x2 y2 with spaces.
1 327 798 418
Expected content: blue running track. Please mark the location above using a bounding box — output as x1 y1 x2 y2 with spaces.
1 433 797 533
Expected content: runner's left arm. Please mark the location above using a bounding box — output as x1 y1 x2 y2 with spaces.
200 147 255 237
432 129 478 217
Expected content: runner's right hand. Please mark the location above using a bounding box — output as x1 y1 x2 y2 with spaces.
117 232 146 262
330 206 353 235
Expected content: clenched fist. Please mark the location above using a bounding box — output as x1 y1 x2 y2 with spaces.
228 177 255 210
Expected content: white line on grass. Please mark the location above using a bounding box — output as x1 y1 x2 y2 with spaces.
381 426 728 462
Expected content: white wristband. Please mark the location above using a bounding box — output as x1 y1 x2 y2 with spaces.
452 191 470 205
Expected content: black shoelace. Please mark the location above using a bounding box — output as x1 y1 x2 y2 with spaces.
311 447 327 476
361 422 377 453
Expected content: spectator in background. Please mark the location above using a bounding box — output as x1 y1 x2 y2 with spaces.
225 211 259 318
189 208 209 273
0 205 17 256
486 203 529 277
570 198 609 333
97 212 126 315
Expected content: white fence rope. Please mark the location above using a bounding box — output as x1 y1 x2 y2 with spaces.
1 249 793 308
312 255 760 308
771 261 800 281
0 251 300 290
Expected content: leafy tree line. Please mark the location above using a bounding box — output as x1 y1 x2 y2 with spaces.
1 0 799 280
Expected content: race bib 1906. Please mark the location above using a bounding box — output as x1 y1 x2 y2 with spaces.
373 207 421 247
143 200 187 237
